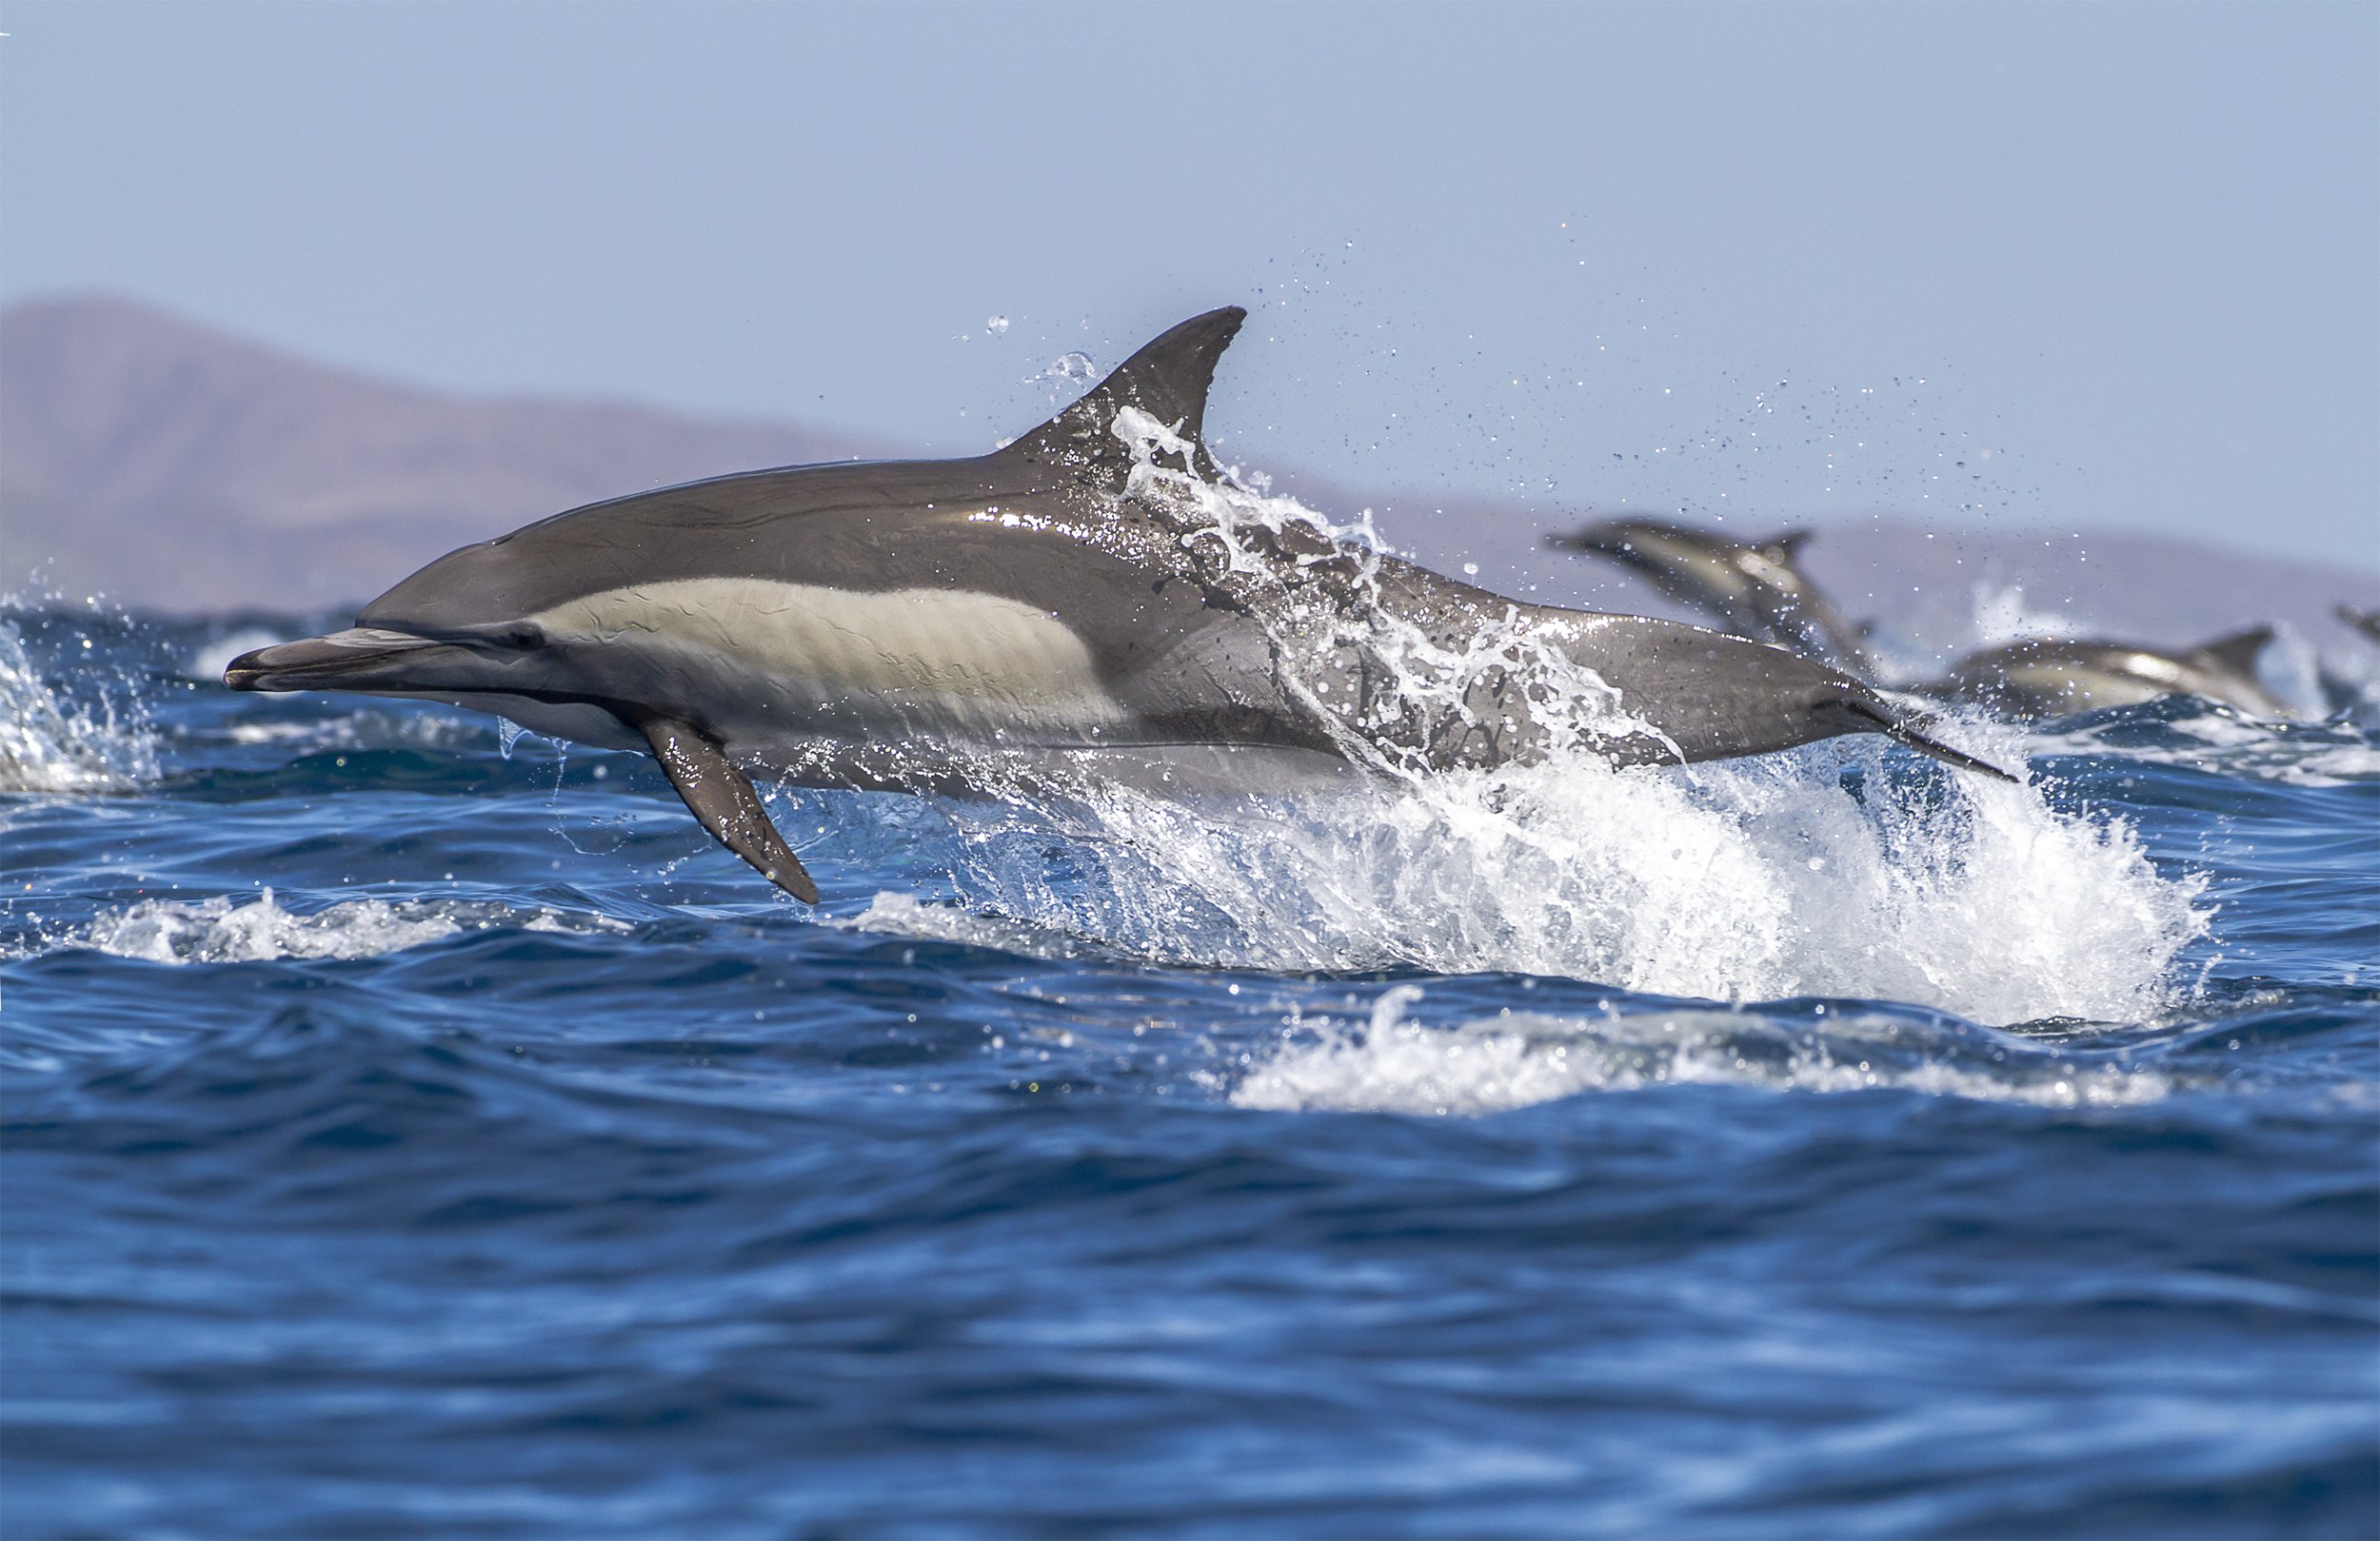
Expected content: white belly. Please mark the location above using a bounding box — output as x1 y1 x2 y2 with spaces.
533 578 1131 741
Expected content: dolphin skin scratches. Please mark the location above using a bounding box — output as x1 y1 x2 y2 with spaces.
228 307 2012 901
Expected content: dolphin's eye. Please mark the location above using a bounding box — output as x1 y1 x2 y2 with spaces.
506 622 547 649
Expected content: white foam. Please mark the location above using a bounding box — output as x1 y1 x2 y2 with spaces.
50 890 626 965
888 730 2202 1027
2290 744 2380 784
841 892 1095 959
1232 988 2172 1116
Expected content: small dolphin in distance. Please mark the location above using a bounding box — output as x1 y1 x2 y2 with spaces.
228 307 2012 901
1922 627 2286 720
1549 514 2296 721
1547 516 1874 674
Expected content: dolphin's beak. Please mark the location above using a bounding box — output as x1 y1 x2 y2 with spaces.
223 628 446 692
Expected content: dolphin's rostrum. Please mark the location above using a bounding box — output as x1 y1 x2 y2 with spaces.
228 307 2012 900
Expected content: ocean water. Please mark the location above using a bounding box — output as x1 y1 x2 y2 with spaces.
3 600 2375 1539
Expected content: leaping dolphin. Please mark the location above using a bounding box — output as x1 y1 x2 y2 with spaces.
1546 516 1874 675
227 306 2012 901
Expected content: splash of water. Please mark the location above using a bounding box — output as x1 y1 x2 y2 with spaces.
1107 406 1675 775
1024 350 1101 405
861 735 2203 1026
0 615 158 793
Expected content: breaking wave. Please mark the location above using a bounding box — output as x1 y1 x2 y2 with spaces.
28 889 627 965
1231 985 2172 1116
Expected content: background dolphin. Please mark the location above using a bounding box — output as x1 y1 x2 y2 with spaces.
228 306 2010 901
1546 516 1874 674
1920 627 2285 720
1545 513 2301 721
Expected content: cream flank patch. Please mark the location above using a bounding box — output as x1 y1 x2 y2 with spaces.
533 579 1127 731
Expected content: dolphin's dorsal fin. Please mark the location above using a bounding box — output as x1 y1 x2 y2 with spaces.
1761 529 1815 563
2192 623 2274 679
994 306 1246 482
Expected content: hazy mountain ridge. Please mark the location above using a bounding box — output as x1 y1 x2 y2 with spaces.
2 296 877 607
4 295 2371 658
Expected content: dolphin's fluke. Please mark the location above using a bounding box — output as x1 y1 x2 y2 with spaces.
1837 701 2020 783
639 718 821 903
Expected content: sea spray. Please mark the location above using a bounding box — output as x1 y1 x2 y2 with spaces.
864 734 2204 1026
0 612 158 793
1106 406 1678 774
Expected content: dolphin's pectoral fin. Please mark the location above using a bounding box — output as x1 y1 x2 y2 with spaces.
638 717 821 903
1837 700 2019 783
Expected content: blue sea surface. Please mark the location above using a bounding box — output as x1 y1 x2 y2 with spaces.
4 604 2375 1539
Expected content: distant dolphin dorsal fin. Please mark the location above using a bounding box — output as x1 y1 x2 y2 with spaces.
640 717 820 903
994 306 1247 483
2192 623 2274 679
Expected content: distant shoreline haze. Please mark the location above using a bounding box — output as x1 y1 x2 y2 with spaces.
4 295 2371 656
0 296 884 615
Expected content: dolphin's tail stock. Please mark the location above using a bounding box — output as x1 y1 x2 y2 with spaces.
1837 699 2019 783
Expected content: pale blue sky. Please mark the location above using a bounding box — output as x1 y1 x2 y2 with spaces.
2 2 2372 565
